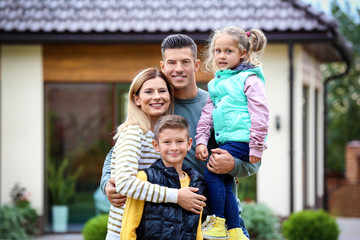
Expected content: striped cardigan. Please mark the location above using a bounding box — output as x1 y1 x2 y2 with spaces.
106 125 178 240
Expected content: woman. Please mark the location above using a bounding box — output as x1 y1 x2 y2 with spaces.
106 68 203 240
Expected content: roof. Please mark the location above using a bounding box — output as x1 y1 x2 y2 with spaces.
0 0 352 64
0 0 337 32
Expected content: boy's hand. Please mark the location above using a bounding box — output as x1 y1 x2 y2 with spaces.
249 155 261 164
195 144 209 161
105 178 127 207
178 187 207 214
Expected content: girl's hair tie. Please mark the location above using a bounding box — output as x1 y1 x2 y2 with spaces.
246 31 250 37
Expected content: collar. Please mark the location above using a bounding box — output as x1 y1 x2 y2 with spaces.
232 62 255 72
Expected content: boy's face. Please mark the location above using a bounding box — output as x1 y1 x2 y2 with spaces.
153 128 192 168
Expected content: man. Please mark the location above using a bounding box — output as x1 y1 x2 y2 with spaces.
100 34 260 239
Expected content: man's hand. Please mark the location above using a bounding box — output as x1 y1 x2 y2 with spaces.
178 187 206 214
195 144 209 161
250 155 261 164
207 148 235 174
105 178 127 208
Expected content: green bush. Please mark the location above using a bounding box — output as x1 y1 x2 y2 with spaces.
242 202 282 240
16 200 39 236
282 209 340 240
9 183 39 236
0 205 29 240
83 214 109 240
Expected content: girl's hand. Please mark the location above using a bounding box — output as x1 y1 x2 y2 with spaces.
249 155 261 164
195 144 209 161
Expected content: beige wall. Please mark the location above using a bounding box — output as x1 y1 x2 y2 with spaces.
257 44 291 216
258 43 325 216
0 45 44 214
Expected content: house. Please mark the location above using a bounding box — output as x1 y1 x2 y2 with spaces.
0 0 352 231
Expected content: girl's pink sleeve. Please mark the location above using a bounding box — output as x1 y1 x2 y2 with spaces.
195 96 214 146
244 75 270 158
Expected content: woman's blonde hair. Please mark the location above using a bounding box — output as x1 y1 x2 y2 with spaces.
114 68 174 139
203 26 267 73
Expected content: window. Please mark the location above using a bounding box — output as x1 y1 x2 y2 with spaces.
44 83 129 231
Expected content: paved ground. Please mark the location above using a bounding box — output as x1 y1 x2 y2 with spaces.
337 217 360 240
35 234 83 240
34 217 360 240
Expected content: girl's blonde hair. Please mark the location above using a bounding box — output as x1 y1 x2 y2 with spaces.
203 26 267 73
114 68 174 139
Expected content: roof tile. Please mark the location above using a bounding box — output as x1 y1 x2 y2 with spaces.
0 0 338 33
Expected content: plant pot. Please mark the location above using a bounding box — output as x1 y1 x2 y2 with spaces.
52 205 68 232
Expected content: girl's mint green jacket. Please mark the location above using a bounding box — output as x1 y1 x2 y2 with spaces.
208 66 265 145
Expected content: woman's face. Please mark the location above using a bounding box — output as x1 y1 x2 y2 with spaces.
134 76 171 120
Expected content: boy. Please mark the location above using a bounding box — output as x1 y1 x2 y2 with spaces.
121 115 206 240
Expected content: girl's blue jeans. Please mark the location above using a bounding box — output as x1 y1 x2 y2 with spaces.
205 141 249 236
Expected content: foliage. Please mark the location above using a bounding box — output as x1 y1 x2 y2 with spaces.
237 174 257 201
282 209 340 240
47 157 84 205
10 183 27 204
82 214 109 240
324 0 360 174
0 205 29 240
8 183 39 236
0 183 39 239
242 202 282 240
16 200 39 236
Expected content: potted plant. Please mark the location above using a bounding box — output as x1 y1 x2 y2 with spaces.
47 158 83 232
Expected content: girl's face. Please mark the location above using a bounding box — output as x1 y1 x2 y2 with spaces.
134 77 171 121
214 33 246 70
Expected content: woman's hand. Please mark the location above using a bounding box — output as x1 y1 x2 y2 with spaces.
105 178 127 207
178 187 206 214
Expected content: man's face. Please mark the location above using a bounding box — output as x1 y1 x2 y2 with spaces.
160 47 200 91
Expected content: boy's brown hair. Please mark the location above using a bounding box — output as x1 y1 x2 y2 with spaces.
154 115 190 141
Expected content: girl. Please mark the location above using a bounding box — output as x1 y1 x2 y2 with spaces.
195 26 269 240
106 68 204 240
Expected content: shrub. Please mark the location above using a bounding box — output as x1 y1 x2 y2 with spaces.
0 204 29 240
0 183 39 239
282 209 340 240
242 202 282 240
82 214 109 240
16 200 39 236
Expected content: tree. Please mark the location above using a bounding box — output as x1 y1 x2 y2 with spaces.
324 0 360 174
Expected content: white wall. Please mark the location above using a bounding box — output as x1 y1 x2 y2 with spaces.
0 45 44 214
258 44 325 216
257 44 291 217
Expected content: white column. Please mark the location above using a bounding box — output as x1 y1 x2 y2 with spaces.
307 61 316 208
293 45 304 212
317 85 325 199
0 45 44 214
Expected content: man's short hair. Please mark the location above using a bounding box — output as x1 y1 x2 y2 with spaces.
161 34 197 59
154 115 190 141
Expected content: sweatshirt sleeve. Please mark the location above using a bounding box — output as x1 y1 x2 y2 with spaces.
244 75 269 159
114 126 178 203
100 147 113 194
195 96 214 146
120 171 147 240
228 158 261 178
